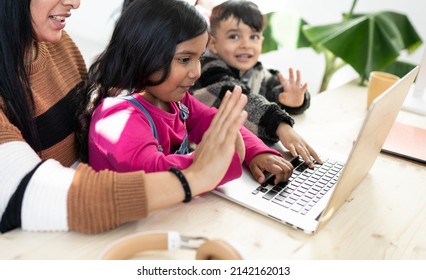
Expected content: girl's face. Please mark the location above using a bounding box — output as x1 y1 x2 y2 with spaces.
208 16 263 76
143 31 209 107
30 0 80 43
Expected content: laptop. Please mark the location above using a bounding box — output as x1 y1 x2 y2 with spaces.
214 66 420 234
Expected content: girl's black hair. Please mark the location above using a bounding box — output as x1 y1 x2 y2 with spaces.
209 0 265 35
76 0 208 162
0 0 40 150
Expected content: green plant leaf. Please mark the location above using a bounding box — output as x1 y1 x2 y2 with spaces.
382 60 418 79
262 11 310 53
302 11 422 81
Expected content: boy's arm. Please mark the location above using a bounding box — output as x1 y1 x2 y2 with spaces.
191 56 294 143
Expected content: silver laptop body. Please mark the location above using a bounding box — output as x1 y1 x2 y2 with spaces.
214 66 420 234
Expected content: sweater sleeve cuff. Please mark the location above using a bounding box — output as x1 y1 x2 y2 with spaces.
68 164 148 234
259 105 295 142
279 90 311 115
113 171 148 224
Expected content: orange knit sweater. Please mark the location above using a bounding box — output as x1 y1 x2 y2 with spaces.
0 32 148 234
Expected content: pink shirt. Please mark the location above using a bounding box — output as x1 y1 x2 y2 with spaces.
88 92 281 185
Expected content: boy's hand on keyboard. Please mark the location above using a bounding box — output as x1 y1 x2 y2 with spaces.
276 123 323 168
249 153 294 184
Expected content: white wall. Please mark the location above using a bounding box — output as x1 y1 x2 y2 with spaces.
255 0 426 93
66 0 426 93
66 0 123 65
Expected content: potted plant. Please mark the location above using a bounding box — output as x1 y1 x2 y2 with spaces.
262 0 423 92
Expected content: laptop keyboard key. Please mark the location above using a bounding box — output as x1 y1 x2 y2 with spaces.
263 190 278 200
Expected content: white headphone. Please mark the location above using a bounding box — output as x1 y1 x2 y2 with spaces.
99 231 244 260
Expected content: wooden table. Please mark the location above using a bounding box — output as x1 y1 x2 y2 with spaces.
1 81 425 260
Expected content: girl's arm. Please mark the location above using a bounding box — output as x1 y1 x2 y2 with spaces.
147 90 248 209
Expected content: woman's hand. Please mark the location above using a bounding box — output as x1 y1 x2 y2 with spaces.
185 86 248 195
233 87 246 163
234 131 246 164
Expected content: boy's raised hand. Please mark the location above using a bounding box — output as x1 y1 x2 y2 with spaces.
277 68 308 108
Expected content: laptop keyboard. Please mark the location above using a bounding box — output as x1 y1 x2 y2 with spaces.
252 156 344 215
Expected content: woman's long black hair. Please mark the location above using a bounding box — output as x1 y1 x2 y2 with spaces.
0 0 40 150
75 0 208 162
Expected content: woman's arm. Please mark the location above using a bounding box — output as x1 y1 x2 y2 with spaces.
0 89 247 234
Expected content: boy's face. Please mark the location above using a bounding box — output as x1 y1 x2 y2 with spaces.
209 16 263 75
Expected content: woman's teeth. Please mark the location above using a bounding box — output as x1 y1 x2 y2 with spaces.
50 16 65 22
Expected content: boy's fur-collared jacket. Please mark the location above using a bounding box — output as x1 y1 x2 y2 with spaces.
191 54 310 144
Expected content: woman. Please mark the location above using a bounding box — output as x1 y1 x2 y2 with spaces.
0 0 248 234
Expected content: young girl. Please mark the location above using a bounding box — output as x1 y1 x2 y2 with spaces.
79 0 294 185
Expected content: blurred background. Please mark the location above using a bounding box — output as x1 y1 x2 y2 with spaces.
67 0 426 94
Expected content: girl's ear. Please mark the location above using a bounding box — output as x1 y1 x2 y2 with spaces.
207 34 217 54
